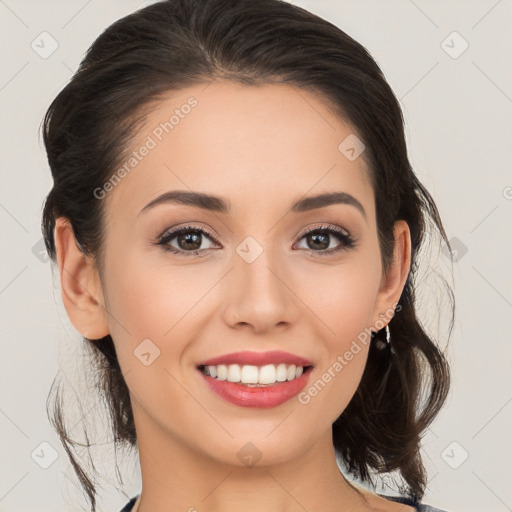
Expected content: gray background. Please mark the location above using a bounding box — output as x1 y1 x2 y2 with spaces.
1 0 511 511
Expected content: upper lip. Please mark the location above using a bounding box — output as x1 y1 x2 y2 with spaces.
197 350 313 368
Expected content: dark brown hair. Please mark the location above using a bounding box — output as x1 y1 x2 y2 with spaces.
41 0 453 509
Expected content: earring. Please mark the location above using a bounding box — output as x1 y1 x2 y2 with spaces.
374 324 394 355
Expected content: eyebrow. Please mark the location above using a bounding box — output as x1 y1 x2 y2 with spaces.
138 190 366 220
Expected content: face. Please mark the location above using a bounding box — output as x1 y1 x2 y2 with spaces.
60 80 410 469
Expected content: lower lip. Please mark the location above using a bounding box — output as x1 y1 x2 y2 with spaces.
199 368 312 408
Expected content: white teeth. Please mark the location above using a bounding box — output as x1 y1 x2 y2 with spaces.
259 364 276 384
240 365 259 384
202 363 308 385
276 363 287 382
227 364 241 382
216 364 227 380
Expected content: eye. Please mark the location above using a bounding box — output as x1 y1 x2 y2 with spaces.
156 225 220 256
294 224 356 255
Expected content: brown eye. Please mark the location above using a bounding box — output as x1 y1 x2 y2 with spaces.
304 231 330 250
158 225 219 256
175 230 203 251
295 225 356 254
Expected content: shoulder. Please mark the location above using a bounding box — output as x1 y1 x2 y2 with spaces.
379 494 450 512
119 496 138 512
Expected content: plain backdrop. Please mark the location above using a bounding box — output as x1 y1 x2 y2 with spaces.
1 1 511 511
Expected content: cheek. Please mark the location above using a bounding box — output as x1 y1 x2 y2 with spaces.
292 256 380 415
100 253 209 426
297 257 382 343
101 248 220 366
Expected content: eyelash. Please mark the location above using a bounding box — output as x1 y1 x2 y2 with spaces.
155 224 356 257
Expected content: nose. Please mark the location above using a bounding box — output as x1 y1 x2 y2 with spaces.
221 245 299 334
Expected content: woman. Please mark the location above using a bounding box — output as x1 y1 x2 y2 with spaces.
41 0 453 511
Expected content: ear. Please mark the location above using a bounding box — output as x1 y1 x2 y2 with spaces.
54 217 109 340
371 220 411 328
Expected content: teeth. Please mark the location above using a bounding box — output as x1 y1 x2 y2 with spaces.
240 365 259 384
202 363 308 385
227 364 241 382
216 364 227 380
259 364 276 384
286 364 296 380
276 363 287 382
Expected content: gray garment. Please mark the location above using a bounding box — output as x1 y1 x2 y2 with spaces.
381 493 450 511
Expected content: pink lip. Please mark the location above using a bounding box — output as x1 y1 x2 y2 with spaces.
197 350 313 367
199 368 312 408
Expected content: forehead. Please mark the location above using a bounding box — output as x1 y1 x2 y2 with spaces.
104 80 375 223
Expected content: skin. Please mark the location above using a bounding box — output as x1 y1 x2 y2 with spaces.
54 81 413 512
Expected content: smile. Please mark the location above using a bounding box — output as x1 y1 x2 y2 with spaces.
196 350 314 408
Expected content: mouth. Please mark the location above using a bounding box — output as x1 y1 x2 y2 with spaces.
195 351 314 408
